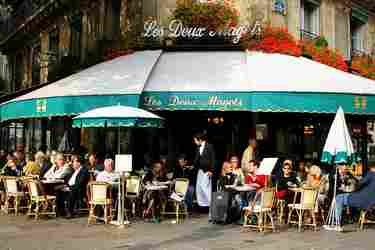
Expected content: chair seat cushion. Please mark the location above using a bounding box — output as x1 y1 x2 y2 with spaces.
7 192 25 197
243 205 272 213
288 204 312 209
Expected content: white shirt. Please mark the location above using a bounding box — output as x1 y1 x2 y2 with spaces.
68 167 82 186
96 170 119 183
44 165 72 180
199 141 206 155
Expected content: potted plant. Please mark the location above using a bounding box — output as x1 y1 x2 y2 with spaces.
171 0 240 46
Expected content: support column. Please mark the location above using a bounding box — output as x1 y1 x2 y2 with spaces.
287 0 301 40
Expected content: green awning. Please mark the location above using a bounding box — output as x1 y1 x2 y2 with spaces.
0 50 162 122
141 91 374 114
140 51 375 114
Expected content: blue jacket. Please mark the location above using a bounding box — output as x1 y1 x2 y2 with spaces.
348 171 375 209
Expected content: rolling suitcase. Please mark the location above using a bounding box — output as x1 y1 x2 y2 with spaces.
210 191 231 224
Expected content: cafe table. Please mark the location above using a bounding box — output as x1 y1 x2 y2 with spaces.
41 179 65 195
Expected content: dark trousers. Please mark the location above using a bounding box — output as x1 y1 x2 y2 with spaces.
56 188 81 216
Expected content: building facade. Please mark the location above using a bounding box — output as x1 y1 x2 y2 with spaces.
0 0 374 167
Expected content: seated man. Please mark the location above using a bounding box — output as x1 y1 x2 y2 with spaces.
96 159 119 202
337 163 358 194
95 158 119 221
173 154 197 213
244 160 267 204
334 164 375 232
44 153 73 182
244 160 267 190
58 155 89 218
142 161 168 222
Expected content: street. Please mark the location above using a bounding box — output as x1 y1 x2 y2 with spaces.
0 214 373 250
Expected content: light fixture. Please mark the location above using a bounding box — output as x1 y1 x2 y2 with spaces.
208 116 224 124
304 124 314 135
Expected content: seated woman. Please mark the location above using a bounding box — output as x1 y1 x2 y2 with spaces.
142 161 168 222
296 160 308 184
274 160 299 201
217 161 236 191
305 165 329 202
1 158 20 177
230 156 245 186
333 164 375 232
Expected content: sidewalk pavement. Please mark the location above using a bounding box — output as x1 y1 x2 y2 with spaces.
0 214 373 250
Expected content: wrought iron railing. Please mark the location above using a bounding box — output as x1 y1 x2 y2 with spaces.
0 0 51 42
300 29 319 41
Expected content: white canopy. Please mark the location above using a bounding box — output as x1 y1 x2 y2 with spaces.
144 51 375 94
9 50 162 103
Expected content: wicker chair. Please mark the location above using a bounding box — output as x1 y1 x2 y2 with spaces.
287 187 318 232
358 206 375 231
125 176 141 218
243 188 276 232
3 177 28 215
26 179 56 220
161 178 190 223
87 181 112 224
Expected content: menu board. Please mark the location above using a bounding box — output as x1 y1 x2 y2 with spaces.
257 158 278 176
115 154 133 173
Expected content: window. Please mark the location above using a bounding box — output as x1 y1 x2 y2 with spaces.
32 44 41 84
104 0 121 39
14 53 23 91
351 19 367 55
70 13 82 60
48 29 59 81
300 0 320 39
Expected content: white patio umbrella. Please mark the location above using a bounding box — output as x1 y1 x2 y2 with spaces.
73 105 164 228
321 107 355 164
72 105 164 153
321 107 357 230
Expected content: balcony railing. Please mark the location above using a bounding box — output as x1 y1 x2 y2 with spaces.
0 0 52 42
300 29 319 41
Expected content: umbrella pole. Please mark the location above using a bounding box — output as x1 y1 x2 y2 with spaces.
115 126 129 228
325 165 340 229
118 126 121 154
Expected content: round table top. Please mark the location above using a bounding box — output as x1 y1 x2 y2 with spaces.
153 181 172 186
145 185 168 191
225 185 256 192
41 179 65 184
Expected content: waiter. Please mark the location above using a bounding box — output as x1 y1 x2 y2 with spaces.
193 132 216 210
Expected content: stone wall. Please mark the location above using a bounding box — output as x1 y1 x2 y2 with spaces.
368 16 375 55
321 0 335 48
